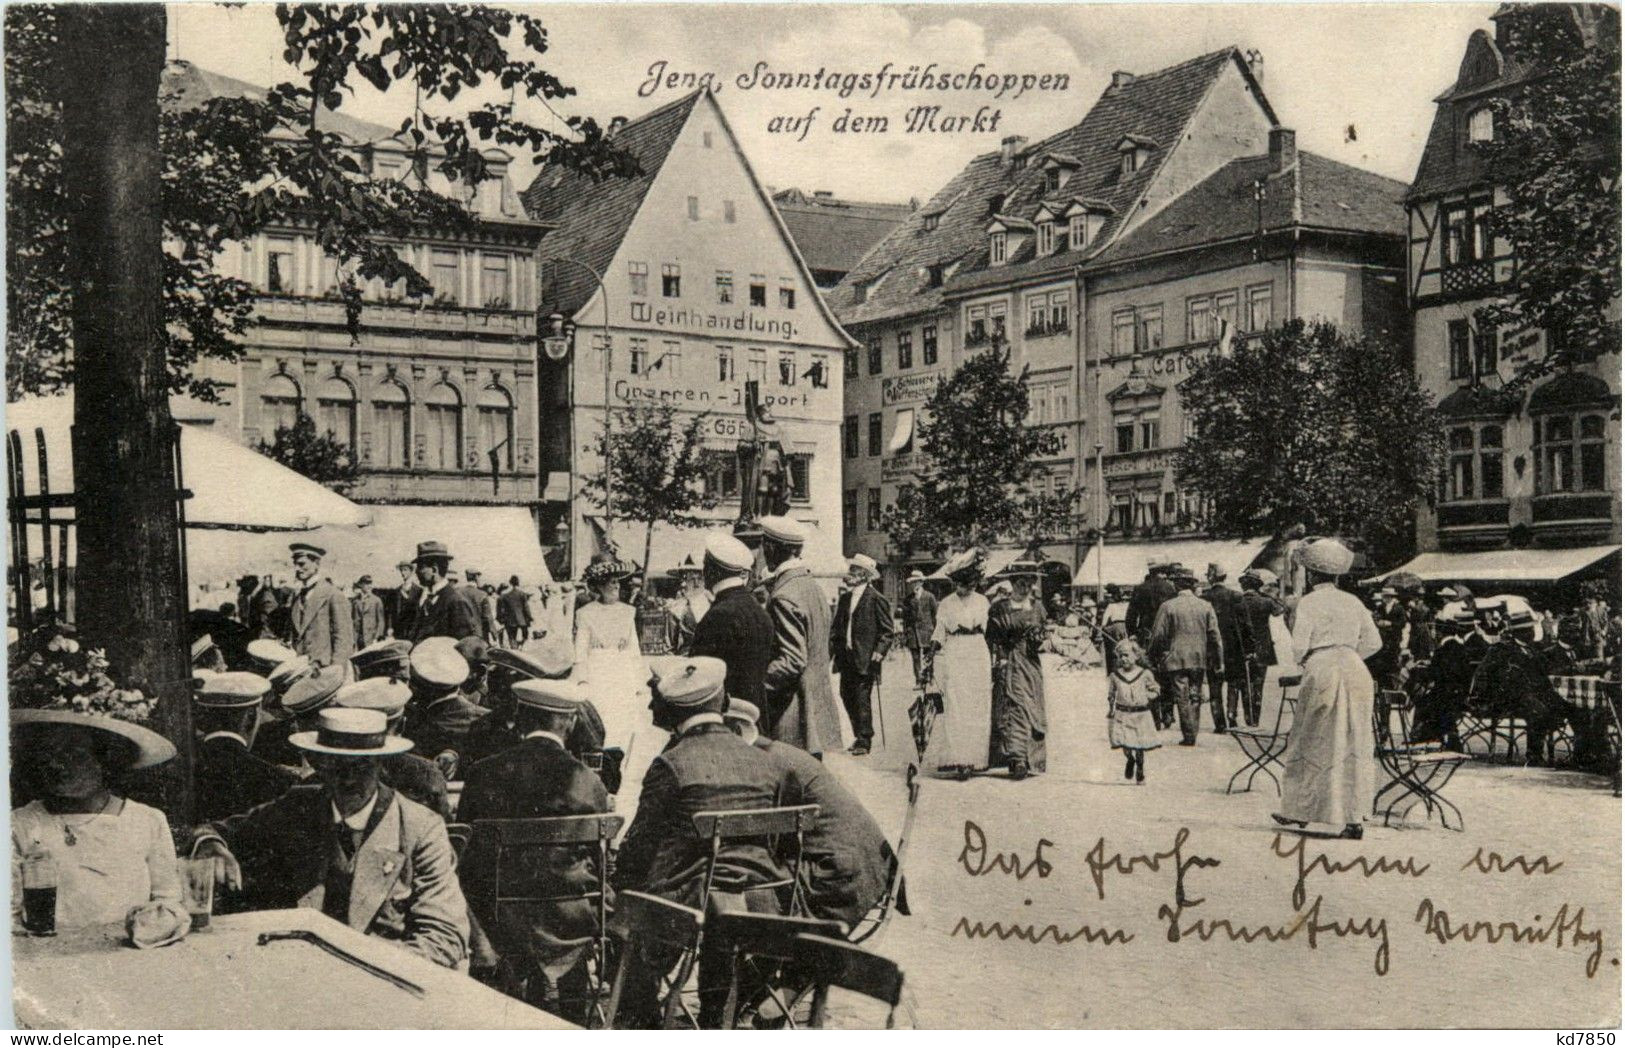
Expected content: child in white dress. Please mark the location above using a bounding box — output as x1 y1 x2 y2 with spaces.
1106 638 1160 784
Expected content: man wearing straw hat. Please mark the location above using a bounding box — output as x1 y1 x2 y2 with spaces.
287 542 355 668
191 706 469 968
901 568 938 689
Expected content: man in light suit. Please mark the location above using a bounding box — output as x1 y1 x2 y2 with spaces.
901 570 937 688
758 516 842 757
829 554 894 756
287 542 355 668
192 707 469 969
1148 569 1224 746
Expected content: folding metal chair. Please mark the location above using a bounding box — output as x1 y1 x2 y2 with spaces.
690 805 820 918
1374 689 1470 831
793 933 910 1029
603 890 705 1029
711 911 847 1029
464 814 625 1024
445 821 473 860
1226 673 1299 794
847 764 919 945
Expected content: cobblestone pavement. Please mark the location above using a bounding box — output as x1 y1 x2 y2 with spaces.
805 651 1621 1029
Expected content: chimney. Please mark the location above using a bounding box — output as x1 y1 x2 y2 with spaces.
1245 50 1265 86
1269 127 1297 172
1000 135 1028 162
1110 70 1136 91
607 115 628 137
814 190 834 199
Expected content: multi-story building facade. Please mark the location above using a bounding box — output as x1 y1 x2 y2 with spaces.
1076 128 1410 585
831 48 1281 595
522 91 854 581
1399 7 1620 587
165 62 555 587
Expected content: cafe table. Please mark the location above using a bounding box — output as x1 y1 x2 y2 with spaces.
13 907 577 1029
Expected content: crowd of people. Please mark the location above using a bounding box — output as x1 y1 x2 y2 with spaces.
11 523 903 1028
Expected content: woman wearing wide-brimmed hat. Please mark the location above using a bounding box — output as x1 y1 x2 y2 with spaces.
987 561 1049 780
10 710 184 931
927 551 994 779
573 553 650 760
1273 539 1382 839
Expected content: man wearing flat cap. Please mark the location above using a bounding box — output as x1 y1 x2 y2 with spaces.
830 553 894 756
757 515 842 756
404 640 488 779
287 542 355 668
614 656 789 1028
351 576 385 649
688 532 774 711
193 672 301 822
458 679 612 1019
409 541 483 643
192 708 469 968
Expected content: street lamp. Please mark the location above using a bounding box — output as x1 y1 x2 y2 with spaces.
540 258 613 572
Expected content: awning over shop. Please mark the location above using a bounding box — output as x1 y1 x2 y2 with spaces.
185 504 551 598
1370 546 1620 585
1073 536 1271 588
587 516 848 579
886 409 915 455
926 545 1074 581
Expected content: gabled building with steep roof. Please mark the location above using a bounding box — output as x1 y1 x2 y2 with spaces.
522 90 856 581
1075 128 1409 585
828 47 1283 593
770 189 915 289
1395 6 1620 587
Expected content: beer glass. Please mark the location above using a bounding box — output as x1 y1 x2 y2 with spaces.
180 856 215 931
21 849 57 936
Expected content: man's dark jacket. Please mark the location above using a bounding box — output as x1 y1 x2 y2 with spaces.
688 585 774 707
1125 574 1176 641
756 738 899 928
613 721 787 906
1203 584 1248 680
411 582 483 643
830 586 895 679
194 734 299 822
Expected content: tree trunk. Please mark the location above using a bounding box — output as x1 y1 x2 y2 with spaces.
57 7 192 824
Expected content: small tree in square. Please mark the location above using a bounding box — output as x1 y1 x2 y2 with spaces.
579 402 718 577
882 344 1082 558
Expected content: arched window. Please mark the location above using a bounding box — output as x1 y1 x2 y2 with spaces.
1530 372 1612 495
316 377 356 451
476 386 514 471
426 382 463 470
372 381 410 469
261 373 302 436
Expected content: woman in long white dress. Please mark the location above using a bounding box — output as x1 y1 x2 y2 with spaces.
1273 539 1383 840
573 558 651 762
927 556 994 779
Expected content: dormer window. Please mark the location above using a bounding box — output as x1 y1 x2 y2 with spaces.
922 212 940 232
1045 168 1062 193
1467 106 1494 143
927 264 944 288
988 193 1005 216
1069 215 1089 250
1116 135 1155 176
990 232 1008 264
1036 222 1054 255
1121 151 1140 175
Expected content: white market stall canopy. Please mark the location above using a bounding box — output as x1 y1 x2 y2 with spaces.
186 504 552 595
1074 536 1271 588
588 515 848 579
1369 546 1620 585
5 395 372 532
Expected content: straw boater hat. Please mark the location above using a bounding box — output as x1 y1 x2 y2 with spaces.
848 553 880 579
11 709 177 770
1299 538 1355 577
290 707 413 757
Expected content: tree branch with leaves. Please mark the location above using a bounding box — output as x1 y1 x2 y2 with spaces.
579 403 719 576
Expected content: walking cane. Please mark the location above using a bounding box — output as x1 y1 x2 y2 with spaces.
874 676 887 750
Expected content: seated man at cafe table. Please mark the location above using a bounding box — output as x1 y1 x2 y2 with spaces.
613 657 789 1028
404 640 488 780
333 677 453 821
191 708 469 969
458 678 612 1019
723 699 902 930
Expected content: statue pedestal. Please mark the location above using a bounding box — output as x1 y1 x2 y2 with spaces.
731 520 763 549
